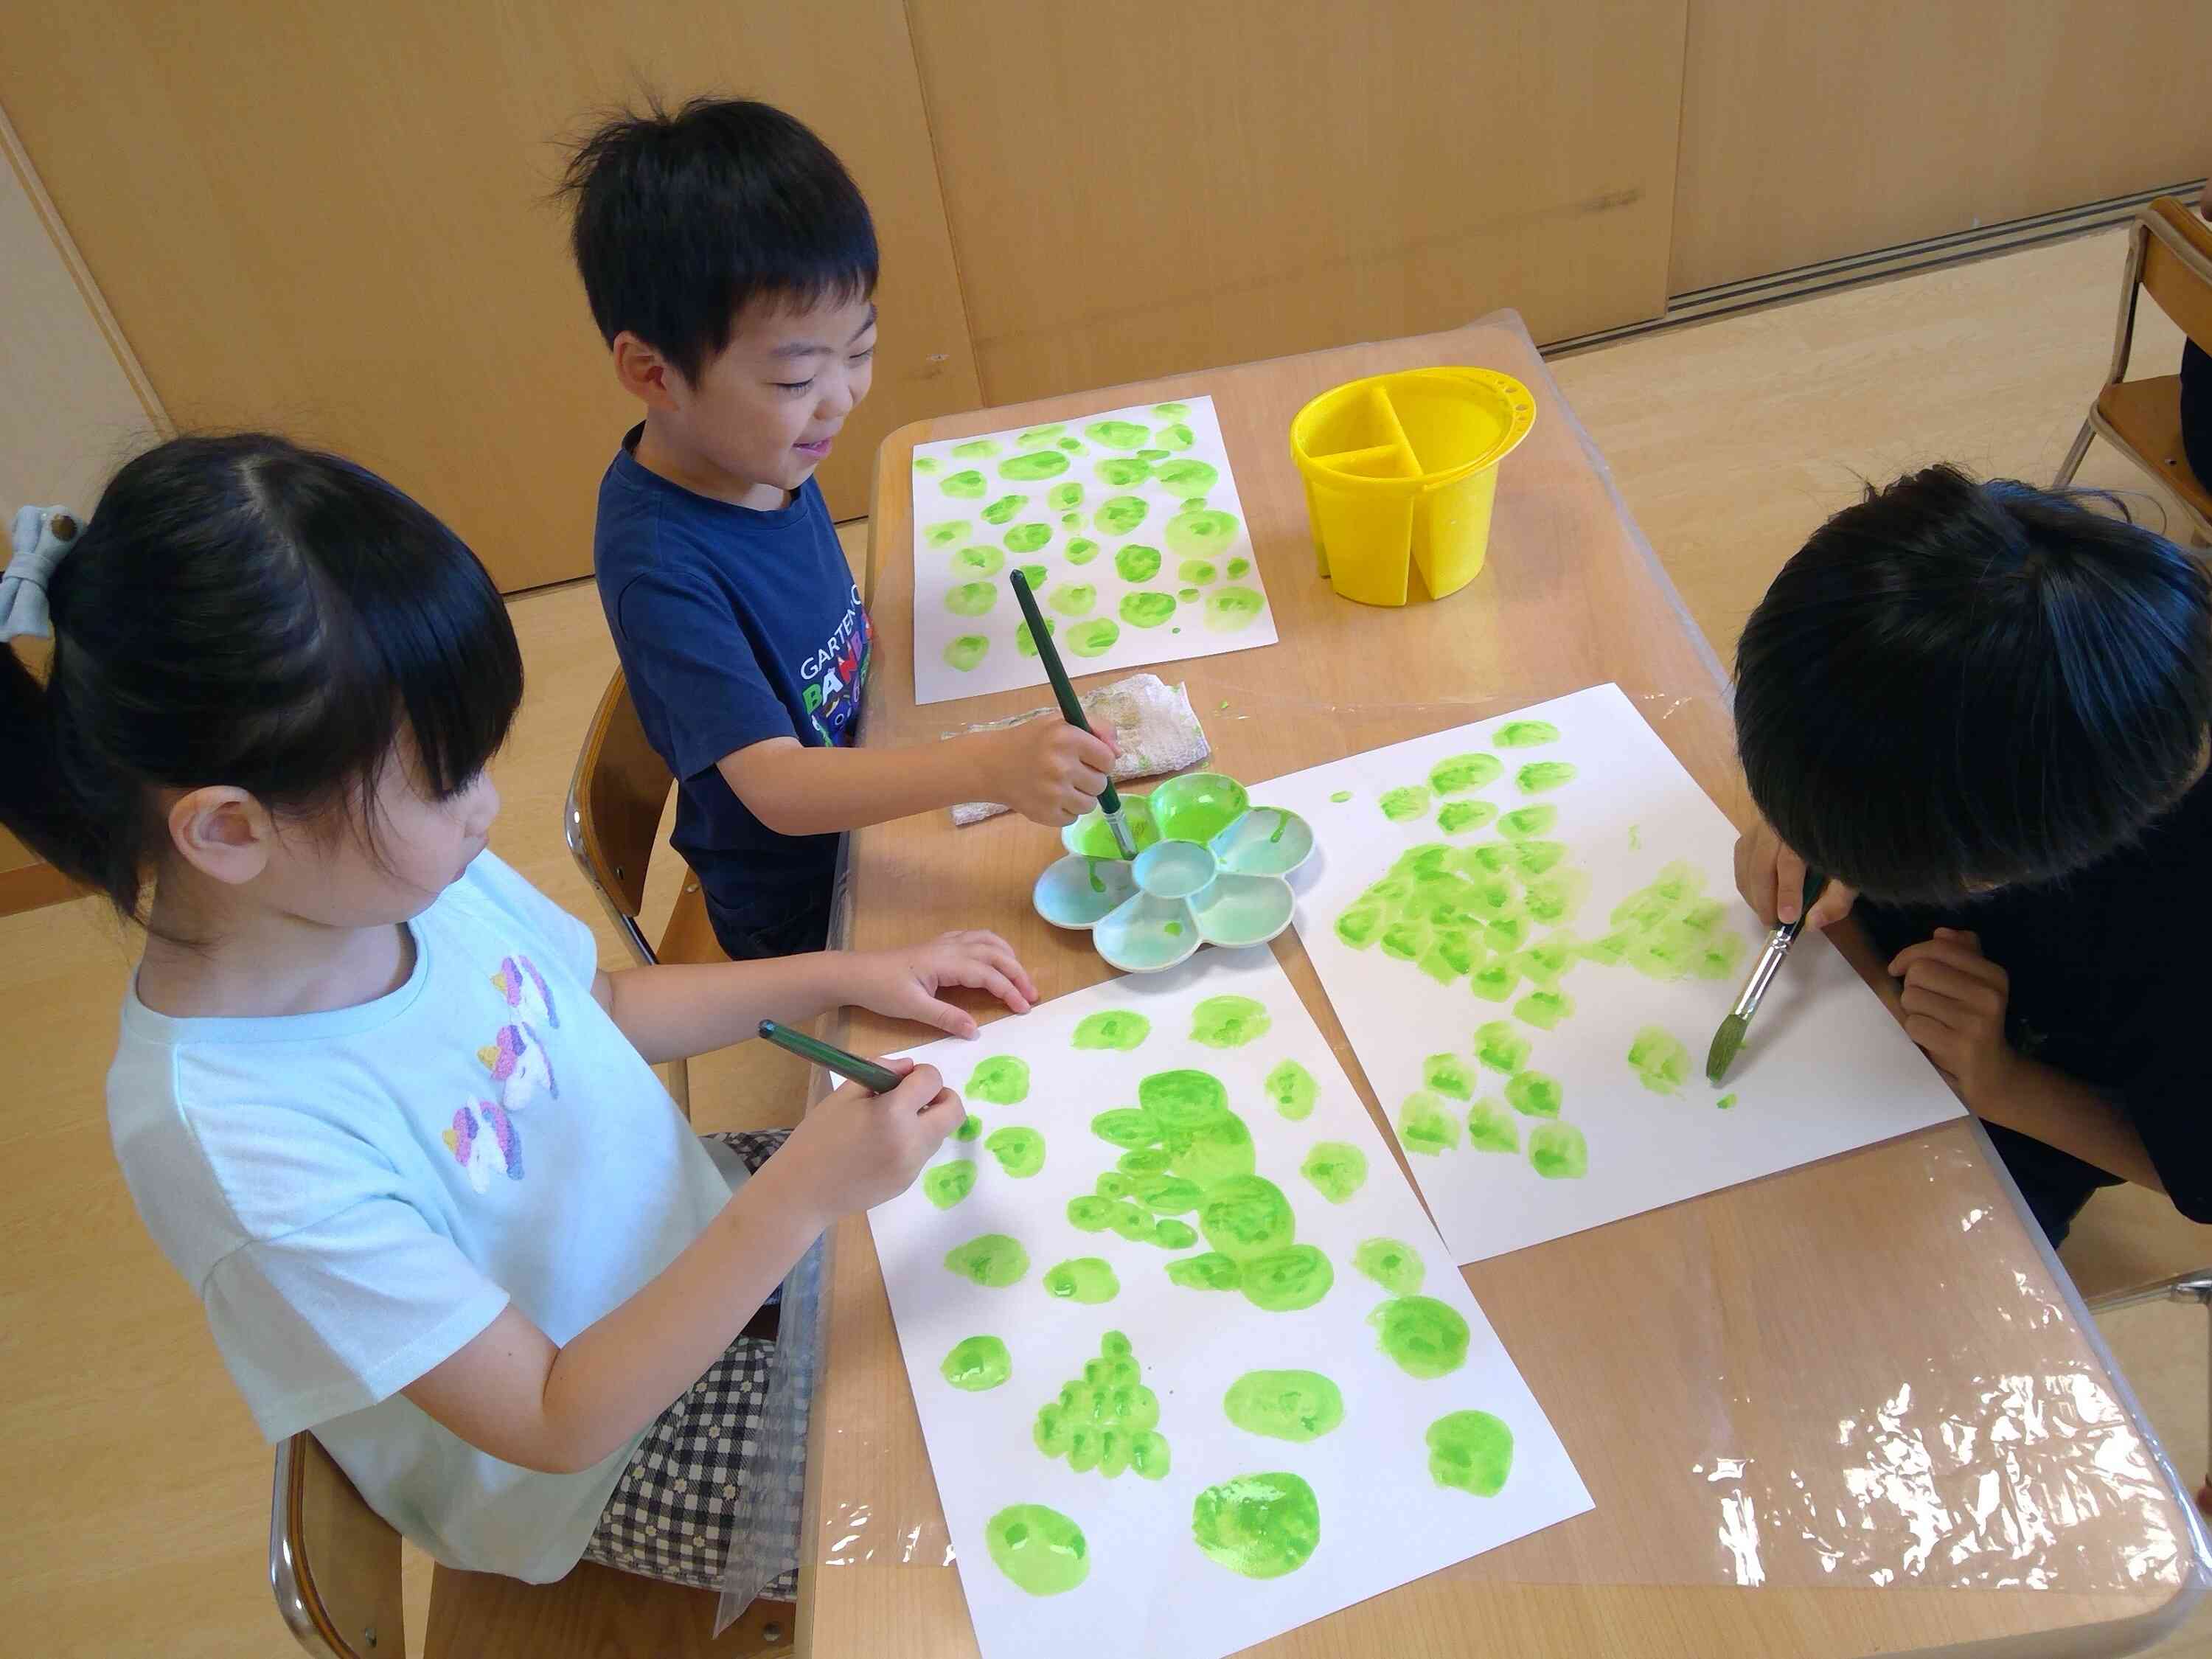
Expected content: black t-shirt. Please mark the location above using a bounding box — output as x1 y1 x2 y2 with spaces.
1857 770 2212 1220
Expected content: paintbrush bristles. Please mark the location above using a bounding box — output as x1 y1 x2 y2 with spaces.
1705 1013 1747 1086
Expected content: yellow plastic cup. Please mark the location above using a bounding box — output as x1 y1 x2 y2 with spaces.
1289 367 1537 606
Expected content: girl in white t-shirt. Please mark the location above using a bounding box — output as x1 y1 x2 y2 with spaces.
1 436 1033 1597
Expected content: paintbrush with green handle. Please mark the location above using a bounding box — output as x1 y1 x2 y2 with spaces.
1007 567 1135 858
1706 866 1829 1086
757 1020 906 1095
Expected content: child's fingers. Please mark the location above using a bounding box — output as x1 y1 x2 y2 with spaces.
1773 841 1809 925
1085 718 1121 759
909 994 980 1040
979 945 1035 1007
915 1087 967 1135
883 1062 943 1109
1804 878 1857 931
1898 982 1969 1030
1888 939 2005 985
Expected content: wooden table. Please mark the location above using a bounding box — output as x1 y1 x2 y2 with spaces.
800 316 2202 1656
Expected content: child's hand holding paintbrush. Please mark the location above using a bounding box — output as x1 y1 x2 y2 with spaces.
1710 821 1858 1085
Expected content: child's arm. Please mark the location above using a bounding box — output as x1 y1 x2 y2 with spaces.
720 717 1118 837
405 1060 958 1474
594 930 1038 1061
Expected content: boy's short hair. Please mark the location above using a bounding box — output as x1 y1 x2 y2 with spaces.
561 97 877 385
1735 465 2212 906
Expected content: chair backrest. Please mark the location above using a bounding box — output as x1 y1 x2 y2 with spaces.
2140 195 2212 359
566 668 674 925
271 1432 405 1659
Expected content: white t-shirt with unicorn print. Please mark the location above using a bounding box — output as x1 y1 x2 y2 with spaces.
107 852 748 1582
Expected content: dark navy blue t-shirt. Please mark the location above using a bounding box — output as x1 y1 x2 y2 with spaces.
594 428 872 922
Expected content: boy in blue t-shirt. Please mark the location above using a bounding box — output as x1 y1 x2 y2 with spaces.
563 99 1115 958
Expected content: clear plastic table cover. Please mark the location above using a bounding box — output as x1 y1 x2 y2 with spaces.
719 316 2212 1641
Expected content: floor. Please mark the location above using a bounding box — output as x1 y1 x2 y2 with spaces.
6 223 2208 1658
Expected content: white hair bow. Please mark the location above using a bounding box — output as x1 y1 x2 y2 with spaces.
1 504 80 641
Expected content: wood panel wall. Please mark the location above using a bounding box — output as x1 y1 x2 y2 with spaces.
1672 0 2212 295
905 0 1690 404
0 1 983 593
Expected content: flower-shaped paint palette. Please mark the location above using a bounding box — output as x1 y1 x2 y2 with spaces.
1033 773 1316 972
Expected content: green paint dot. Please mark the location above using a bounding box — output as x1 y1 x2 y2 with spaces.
1166 507 1239 560
1516 761 1578 794
914 456 940 473
1151 1217 1197 1249
1717 1093 1739 1110
1163 1112 1254 1186
1380 785 1431 822
968 1055 1030 1104
1113 543 1162 582
1120 591 1176 628
1152 402 1190 419
1422 1052 1477 1100
1474 1020 1531 1074
1503 1071 1562 1118
1528 1121 1589 1179
1043 1256 1121 1304
1094 1170 1135 1200
1085 419 1150 449
999 450 1070 481
1138 448 1171 462
1201 582 1265 633
1239 1245 1333 1312
1370 1294 1471 1379
1429 752 1503 794
1397 1090 1461 1155
1014 617 1055 656
1466 1099 1520 1152
1514 989 1571 1029
1299 1141 1367 1204
1225 557 1251 578
1061 512 1081 528
944 1233 1028 1287
1263 1059 1318 1119
1164 920 1184 935
1155 459 1219 498
1019 422 1065 445
1091 1106 1161 1147
922 1161 975 1208
1005 522 1052 554
1352 1237 1425 1295
1329 790 1352 803
1192 1472 1320 1579
1016 563 1048 589
1065 538 1100 566
955 1115 983 1142
940 469 986 498
1057 437 1084 451
1494 720 1560 748
1199 1175 1298 1262
1096 456 1151 487
945 582 996 617
1498 805 1557 841
952 437 1000 459
1627 1026 1691 1094
1130 1172 1203 1214
1047 582 1097 617
942 633 990 672
985 1125 1046 1178
924 519 970 549
1065 619 1119 657
1074 1009 1151 1051
941 1334 1012 1391
981 493 1027 525
1178 588 1199 604
1095 495 1149 536
1190 995 1270 1048
1437 799 1497 836
1178 558 1217 584
1066 1195 1116 1231
949 543 1004 578
1119 1147 1173 1175
1048 481 1085 511
1427 1410 1514 1496
1468 961 1517 1000
1168 1251 1243 1290
986 1503 1089 1596
1223 1370 1343 1442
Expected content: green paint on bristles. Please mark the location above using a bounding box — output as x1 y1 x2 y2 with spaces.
1704 1013 1747 1085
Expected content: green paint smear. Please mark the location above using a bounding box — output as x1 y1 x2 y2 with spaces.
1065 537 1100 566
955 1114 983 1142
1155 459 1219 498
1330 790 1352 803
945 581 996 617
1429 752 1503 794
1114 543 1162 582
1497 804 1557 840
1131 1172 1203 1214
1019 422 1065 445
1152 402 1190 419
944 1233 1029 1287
1047 582 1097 617
1514 989 1571 1029
1380 785 1432 822
1065 619 1119 657
914 456 940 473
1516 761 1578 794
952 437 1000 459
968 1055 1031 1104
1179 558 1217 584
1203 585 1265 633
1199 1175 1297 1262
1422 1052 1477 1100
1351 1236 1426 1295
1474 1020 1531 1075
1427 1410 1514 1497
940 1333 1012 1391
1223 1370 1343 1442
1504 1070 1562 1118
1627 1026 1691 1094
985 1125 1046 1178
1152 1217 1197 1249
986 1503 1090 1596
1190 995 1270 1048
1264 1058 1318 1119
922 1161 975 1208
1058 437 1085 452
1138 448 1169 462
1167 1251 1243 1292
942 633 989 672
1437 799 1498 835
950 543 1004 578
1034 1331 1169 1483
1015 618 1055 657
1120 591 1176 628
1494 720 1560 748
1240 1245 1333 1312
1096 495 1149 536
1043 1256 1121 1304
1094 1171 1135 1199
1226 557 1251 578
1717 1093 1739 1110
1178 587 1199 603
1118 1147 1173 1175
1164 921 1184 935
1166 507 1240 560
1000 451 1069 481
1073 1009 1151 1051
1370 1294 1471 1379
1299 1141 1367 1204
1192 1472 1321 1579
1155 424 1195 451
1398 1090 1461 1155
924 519 970 548
1016 563 1049 590
1136 1068 1228 1125
1097 456 1151 487
1466 1099 1520 1152
1085 419 1150 449
940 469 986 498
981 493 1027 525
1005 522 1052 553
1528 1121 1589 1179
1048 481 1085 511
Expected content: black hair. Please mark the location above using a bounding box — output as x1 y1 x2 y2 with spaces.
1735 464 2212 907
1 434 524 922
560 96 878 385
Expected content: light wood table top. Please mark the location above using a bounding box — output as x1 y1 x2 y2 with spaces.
801 316 2202 1656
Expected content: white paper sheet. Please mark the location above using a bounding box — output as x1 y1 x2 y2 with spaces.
1260 683 1966 1267
908 394 1278 706
867 950 1590 1659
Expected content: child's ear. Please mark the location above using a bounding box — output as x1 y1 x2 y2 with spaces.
611 333 684 412
167 787 274 886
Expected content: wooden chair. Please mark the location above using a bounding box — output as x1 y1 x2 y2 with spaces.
271 1432 795 1657
2054 195 2212 543
565 667 728 1110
